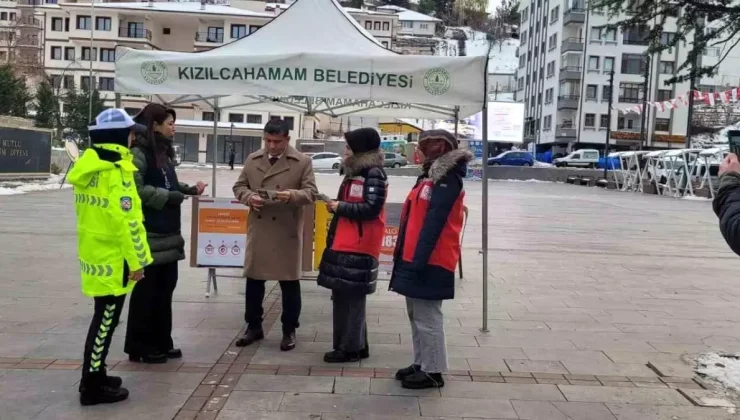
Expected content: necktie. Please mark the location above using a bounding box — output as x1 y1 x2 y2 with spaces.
269 157 278 166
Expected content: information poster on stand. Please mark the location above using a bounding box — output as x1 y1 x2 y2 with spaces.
190 198 249 268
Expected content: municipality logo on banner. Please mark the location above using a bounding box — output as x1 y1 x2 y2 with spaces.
141 61 168 85
423 68 451 96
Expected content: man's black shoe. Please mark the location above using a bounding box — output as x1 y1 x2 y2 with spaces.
166 348 183 359
80 385 129 406
235 329 264 347
401 371 445 389
395 364 421 380
78 375 122 393
324 350 361 363
280 332 296 351
128 353 167 364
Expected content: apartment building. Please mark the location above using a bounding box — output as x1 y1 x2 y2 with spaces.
514 0 740 154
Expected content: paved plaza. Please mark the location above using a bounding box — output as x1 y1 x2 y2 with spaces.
1 168 740 419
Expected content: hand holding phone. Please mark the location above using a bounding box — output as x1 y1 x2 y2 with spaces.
316 193 332 202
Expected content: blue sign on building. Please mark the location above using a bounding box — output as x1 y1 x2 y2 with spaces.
468 141 483 159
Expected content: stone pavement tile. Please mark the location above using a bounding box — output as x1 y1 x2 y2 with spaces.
558 385 691 405
217 411 320 420
569 335 657 353
561 360 656 377
465 358 508 372
419 397 517 418
512 401 617 420
334 377 370 394
446 346 526 360
322 415 461 420
222 391 285 412
646 361 696 378
677 389 737 408
600 381 635 388
0 333 45 357
564 374 598 381
536 378 570 385
632 382 668 388
174 410 200 420
545 322 621 332
476 333 577 350
441 380 564 401
235 374 334 393
472 376 506 383
370 378 441 397
279 393 420 416
193 384 217 397
567 380 603 386
606 403 739 420
458 319 549 330
604 351 682 364
522 348 614 364
505 359 568 374
251 350 360 368
505 377 538 384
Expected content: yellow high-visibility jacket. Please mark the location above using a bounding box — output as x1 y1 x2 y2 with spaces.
67 143 153 297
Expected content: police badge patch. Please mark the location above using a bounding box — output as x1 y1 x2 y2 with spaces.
120 196 133 212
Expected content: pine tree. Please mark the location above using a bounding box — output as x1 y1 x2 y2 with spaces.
0 65 31 117
418 0 436 15
33 81 58 129
62 85 106 147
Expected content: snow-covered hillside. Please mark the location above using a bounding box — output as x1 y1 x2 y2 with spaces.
437 27 519 74
692 122 740 148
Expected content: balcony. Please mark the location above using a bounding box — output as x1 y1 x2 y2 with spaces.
557 95 580 110
559 66 582 81
555 124 577 139
195 32 224 44
119 27 152 41
617 96 641 104
561 37 583 53
623 38 649 46
563 8 586 25
16 17 42 28
16 35 41 48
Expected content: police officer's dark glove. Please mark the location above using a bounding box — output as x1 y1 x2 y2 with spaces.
167 191 185 206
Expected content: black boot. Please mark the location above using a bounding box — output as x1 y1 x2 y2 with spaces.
235 329 264 347
77 373 122 393
359 344 370 360
280 332 296 351
128 352 167 364
79 373 129 406
166 348 183 359
324 350 361 363
395 364 421 381
401 371 445 389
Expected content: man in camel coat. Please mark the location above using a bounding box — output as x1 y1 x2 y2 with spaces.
232 118 317 351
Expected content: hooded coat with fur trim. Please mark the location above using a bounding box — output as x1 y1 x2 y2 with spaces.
389 149 473 301
317 151 388 295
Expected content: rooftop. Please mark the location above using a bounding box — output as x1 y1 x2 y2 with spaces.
45 2 274 18
377 5 441 22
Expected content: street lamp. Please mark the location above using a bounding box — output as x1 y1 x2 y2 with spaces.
603 70 615 181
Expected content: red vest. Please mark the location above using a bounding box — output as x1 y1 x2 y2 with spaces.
331 176 386 257
400 179 464 271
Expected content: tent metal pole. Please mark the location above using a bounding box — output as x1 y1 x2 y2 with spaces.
212 98 219 198
481 100 489 333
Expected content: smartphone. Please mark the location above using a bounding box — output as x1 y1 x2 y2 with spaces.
257 189 278 201
316 193 332 202
729 132 740 156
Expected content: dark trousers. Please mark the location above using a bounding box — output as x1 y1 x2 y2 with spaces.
246 279 301 334
124 262 178 355
332 292 368 353
82 294 125 383
229 159 235 170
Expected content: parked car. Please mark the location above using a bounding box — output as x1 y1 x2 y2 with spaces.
311 152 343 170
383 152 408 168
487 151 534 167
553 149 600 168
172 144 182 166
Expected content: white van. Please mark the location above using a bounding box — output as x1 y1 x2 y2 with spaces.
553 149 600 168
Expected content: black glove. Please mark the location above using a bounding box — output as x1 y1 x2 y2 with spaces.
167 191 185 206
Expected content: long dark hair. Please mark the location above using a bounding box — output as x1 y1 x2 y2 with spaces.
134 103 176 167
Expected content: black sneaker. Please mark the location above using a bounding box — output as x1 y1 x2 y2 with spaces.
235 329 264 347
280 332 296 351
80 385 130 406
401 371 444 389
324 350 361 363
78 374 122 393
395 364 421 381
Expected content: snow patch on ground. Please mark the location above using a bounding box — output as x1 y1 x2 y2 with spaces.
0 174 71 195
682 195 712 201
440 27 519 74
696 353 740 392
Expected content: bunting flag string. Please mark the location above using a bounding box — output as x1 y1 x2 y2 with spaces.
613 87 740 115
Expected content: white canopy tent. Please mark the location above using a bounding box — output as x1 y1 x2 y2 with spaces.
113 0 493 328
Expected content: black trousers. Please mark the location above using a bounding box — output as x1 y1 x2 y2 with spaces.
246 279 301 334
82 294 125 383
332 292 368 353
124 261 178 355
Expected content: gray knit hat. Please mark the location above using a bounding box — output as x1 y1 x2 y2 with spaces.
419 129 458 150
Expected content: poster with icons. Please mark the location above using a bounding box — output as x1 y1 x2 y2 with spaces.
191 198 249 267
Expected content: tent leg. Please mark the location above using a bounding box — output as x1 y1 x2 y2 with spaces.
211 98 219 198
480 102 489 333
206 268 213 298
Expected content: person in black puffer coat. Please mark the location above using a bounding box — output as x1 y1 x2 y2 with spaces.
317 127 388 363
124 103 207 364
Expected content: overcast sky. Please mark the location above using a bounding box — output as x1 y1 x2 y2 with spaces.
488 0 503 13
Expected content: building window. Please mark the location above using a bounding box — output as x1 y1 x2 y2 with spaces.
246 114 262 124
420 23 429 30
98 77 114 91
231 24 247 39
548 33 557 50
544 115 552 130
660 32 676 46
100 48 115 62
547 61 555 77
381 41 389 48
657 89 672 102
64 46 75 61
374 21 381 31
586 85 598 100
590 27 601 42
521 30 527 43
588 56 600 71
283 116 295 130
365 21 372 30
584 113 595 127
63 75 73 89
50 75 62 88
550 5 559 23
81 76 95 90
249 25 261 34
619 82 643 103
9 12 15 20
382 21 389 31
202 112 215 121
65 17 70 31
655 118 670 131
81 47 97 61
402 21 413 29
0 12 6 20
163 28 171 35
228 113 244 123
50 46 62 60
207 27 224 43
603 56 614 73
95 17 111 31
51 17 63 31
623 25 649 45
76 15 91 30
659 61 675 74
603 85 612 101
621 53 644 74
603 28 616 42
600 114 609 128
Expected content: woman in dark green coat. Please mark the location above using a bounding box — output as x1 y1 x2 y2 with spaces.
123 103 207 363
